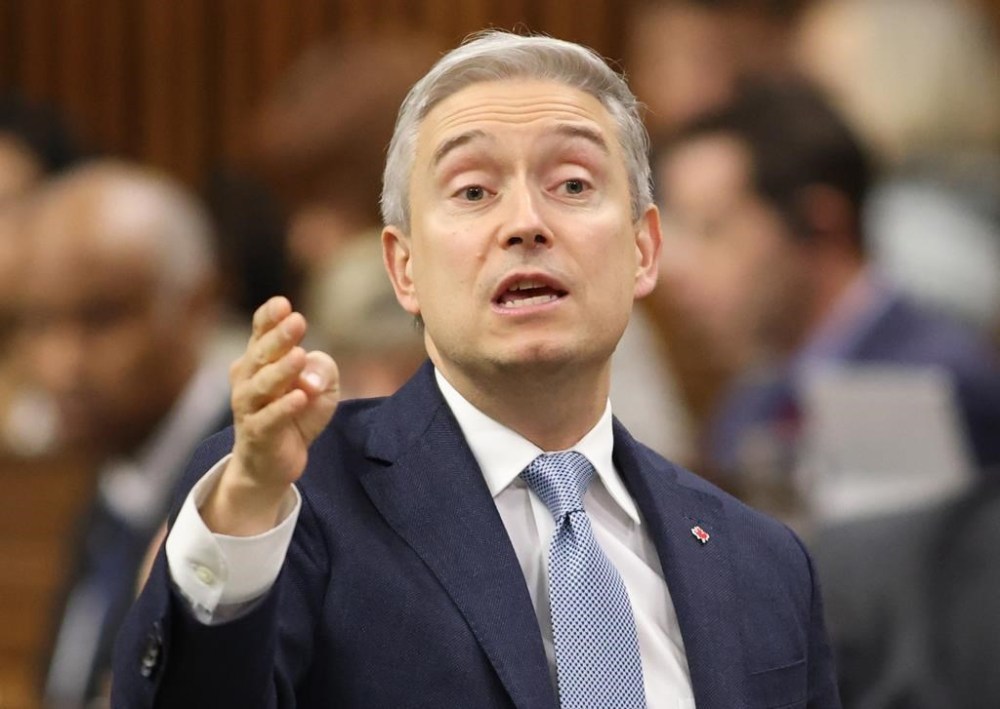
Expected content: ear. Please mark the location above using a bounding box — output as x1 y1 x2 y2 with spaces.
633 204 662 299
382 225 420 315
795 184 861 255
178 273 219 335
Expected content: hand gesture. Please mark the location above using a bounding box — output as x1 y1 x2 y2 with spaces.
203 297 339 535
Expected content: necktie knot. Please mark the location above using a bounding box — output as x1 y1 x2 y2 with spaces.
520 451 594 523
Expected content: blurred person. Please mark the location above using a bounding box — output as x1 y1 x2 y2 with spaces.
0 92 81 203
620 0 808 463
244 32 443 304
793 0 999 169
793 0 1000 336
0 95 87 709
610 299 694 463
625 0 805 137
0 93 83 457
113 31 840 708
0 203 48 448
811 474 1000 707
652 79 1000 501
303 234 425 399
17 160 236 708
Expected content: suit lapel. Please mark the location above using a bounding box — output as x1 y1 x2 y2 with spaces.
358 364 557 709
613 420 747 709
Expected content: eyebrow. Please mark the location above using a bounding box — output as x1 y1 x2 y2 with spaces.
431 123 611 168
432 129 490 167
552 123 610 155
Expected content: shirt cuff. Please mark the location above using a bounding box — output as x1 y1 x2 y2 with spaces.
165 454 301 622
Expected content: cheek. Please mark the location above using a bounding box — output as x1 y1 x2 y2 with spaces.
413 226 489 295
99 322 167 380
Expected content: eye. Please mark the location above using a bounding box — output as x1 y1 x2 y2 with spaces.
462 185 486 201
564 179 586 195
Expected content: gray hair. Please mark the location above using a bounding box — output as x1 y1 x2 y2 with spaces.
380 30 652 231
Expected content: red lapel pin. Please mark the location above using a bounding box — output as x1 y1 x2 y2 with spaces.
690 525 710 544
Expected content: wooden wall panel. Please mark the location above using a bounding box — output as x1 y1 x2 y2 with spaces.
93 0 131 154
216 0 259 160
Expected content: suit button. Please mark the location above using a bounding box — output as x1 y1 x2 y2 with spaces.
140 622 163 678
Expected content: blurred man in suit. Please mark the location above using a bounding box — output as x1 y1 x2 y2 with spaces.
18 160 235 707
113 32 839 708
652 80 1000 494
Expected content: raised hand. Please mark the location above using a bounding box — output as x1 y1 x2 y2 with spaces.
202 296 339 536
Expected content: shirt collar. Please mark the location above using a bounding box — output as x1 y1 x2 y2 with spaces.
434 368 641 524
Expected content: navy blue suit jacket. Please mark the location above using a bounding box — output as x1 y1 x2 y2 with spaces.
112 362 840 708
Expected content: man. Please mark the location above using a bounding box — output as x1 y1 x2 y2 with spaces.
625 0 802 137
113 32 839 708
651 80 1000 490
17 160 235 707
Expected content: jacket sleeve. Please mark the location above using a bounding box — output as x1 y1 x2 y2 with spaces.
110 430 329 708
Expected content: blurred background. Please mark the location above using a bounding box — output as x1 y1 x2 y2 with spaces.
0 1 996 707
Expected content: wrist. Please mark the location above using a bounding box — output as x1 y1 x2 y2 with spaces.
200 459 293 536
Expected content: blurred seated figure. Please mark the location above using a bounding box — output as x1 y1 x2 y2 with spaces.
625 0 806 138
17 160 236 708
609 302 694 463
0 92 80 204
242 32 442 309
794 0 1000 337
0 94 86 709
621 0 809 463
625 0 805 137
0 93 82 458
651 80 1000 517
811 475 1000 708
303 234 425 400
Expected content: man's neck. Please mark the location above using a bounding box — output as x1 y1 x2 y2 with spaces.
434 358 611 452
765 254 866 363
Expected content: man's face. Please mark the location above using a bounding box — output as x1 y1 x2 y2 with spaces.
18 212 189 452
655 134 813 364
384 79 660 385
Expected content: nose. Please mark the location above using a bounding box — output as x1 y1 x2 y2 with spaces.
499 183 553 250
504 233 549 248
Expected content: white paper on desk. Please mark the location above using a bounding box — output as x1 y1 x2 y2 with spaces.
798 364 974 523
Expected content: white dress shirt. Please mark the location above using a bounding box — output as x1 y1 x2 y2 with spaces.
166 370 694 707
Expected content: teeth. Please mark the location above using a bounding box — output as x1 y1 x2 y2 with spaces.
510 280 545 291
499 293 559 308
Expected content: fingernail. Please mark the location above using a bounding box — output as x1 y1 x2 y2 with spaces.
303 371 324 390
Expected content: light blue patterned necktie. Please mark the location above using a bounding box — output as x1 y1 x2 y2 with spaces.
521 451 647 708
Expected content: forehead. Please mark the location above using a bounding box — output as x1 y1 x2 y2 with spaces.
25 205 158 301
660 133 753 198
415 79 622 162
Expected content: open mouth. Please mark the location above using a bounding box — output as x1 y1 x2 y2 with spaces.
494 278 568 309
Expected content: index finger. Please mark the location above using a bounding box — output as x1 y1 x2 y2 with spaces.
251 296 293 342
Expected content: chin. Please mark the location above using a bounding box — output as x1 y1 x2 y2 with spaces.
491 337 610 373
